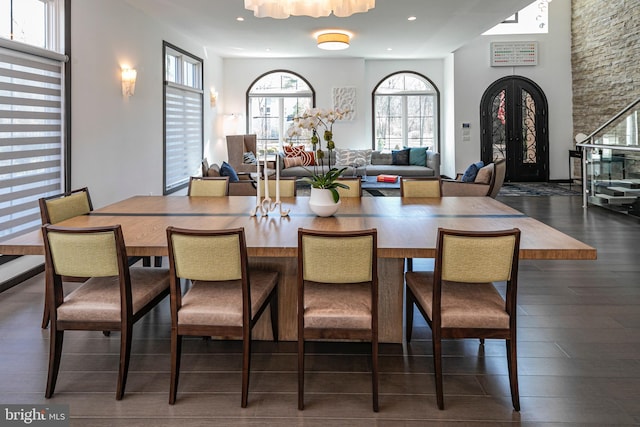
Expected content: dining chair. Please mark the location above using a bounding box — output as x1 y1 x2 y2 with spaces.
42 224 170 400
401 177 442 272
400 176 442 198
166 226 279 407
405 227 521 410
187 176 230 196
334 177 362 198
257 176 297 197
297 228 379 412
38 188 93 329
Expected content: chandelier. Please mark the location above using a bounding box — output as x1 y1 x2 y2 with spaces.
244 0 375 19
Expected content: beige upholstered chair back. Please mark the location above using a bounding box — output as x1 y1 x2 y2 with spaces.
40 188 92 224
45 229 120 278
335 178 362 198
188 177 230 197
300 232 375 284
440 232 518 283
401 177 442 198
257 177 297 197
168 230 243 281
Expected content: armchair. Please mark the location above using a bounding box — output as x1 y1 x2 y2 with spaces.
226 134 258 175
441 159 505 198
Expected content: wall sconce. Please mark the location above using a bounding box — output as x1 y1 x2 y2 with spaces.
210 89 218 107
121 68 137 97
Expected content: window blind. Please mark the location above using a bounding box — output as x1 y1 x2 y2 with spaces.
164 83 203 194
0 46 65 241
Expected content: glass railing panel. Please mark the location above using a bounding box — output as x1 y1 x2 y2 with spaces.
578 97 640 215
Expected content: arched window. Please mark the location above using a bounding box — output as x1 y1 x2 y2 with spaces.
373 72 439 152
247 70 314 153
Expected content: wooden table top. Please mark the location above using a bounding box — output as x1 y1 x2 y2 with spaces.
0 196 596 260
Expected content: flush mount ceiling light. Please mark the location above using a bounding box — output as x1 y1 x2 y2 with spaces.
316 31 351 50
245 0 375 19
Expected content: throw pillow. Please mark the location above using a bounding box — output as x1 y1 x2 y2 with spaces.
335 149 373 166
461 161 484 182
409 147 428 166
392 148 410 165
284 145 315 166
220 161 239 182
284 145 305 158
474 163 494 184
242 151 257 164
300 151 315 166
283 156 303 168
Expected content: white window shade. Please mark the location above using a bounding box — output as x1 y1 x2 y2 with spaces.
0 46 65 241
164 83 203 193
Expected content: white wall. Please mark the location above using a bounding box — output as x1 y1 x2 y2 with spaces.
71 0 223 207
451 0 573 180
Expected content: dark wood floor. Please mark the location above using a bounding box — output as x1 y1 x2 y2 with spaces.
1 195 640 426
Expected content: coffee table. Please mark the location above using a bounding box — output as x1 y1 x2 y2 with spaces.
360 175 401 189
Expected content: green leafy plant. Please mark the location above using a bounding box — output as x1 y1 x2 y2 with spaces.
301 167 349 203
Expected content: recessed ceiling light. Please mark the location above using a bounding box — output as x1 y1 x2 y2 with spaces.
387 48 393 51
237 17 245 21
408 16 417 21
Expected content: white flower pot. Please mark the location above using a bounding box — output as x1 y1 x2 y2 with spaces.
308 188 340 217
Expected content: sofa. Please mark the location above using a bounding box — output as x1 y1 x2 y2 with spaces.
278 148 440 178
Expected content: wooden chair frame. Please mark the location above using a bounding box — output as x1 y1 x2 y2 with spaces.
297 228 379 412
166 226 279 407
187 176 230 196
39 188 93 329
400 176 442 198
405 227 521 410
42 224 170 400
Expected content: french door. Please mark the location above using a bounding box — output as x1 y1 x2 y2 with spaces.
480 76 548 182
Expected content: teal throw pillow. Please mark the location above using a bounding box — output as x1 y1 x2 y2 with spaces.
409 147 428 166
220 161 239 182
461 161 484 182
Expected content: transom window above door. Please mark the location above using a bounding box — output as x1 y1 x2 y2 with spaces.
373 72 439 153
247 70 315 154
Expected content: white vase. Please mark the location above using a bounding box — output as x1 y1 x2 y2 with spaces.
308 187 340 217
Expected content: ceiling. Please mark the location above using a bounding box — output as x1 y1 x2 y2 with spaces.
124 0 535 59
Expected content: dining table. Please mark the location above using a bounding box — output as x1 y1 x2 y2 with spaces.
0 195 596 343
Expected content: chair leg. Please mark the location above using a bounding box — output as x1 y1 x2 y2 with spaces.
405 288 414 343
116 324 133 400
298 337 305 410
406 258 413 272
142 256 151 267
433 334 444 410
45 329 64 398
169 332 182 404
241 331 251 408
506 338 520 411
154 256 163 267
41 298 50 329
371 335 379 412
270 290 279 342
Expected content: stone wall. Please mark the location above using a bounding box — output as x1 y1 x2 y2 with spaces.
571 0 640 136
